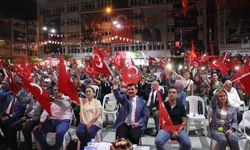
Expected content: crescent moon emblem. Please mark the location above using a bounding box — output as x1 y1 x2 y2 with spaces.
93 54 103 68
86 66 93 73
212 61 218 67
128 66 138 75
116 55 121 64
30 83 43 95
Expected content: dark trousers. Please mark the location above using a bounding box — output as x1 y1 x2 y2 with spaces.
116 123 142 144
76 123 100 150
146 107 159 133
8 118 25 150
0 117 16 145
8 118 39 150
22 120 39 150
33 119 70 150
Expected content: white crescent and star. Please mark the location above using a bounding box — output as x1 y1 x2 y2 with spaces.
30 83 43 95
93 54 103 68
128 66 138 75
212 61 219 67
86 66 93 73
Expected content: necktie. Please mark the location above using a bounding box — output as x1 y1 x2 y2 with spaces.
127 100 133 125
150 91 155 108
6 96 16 115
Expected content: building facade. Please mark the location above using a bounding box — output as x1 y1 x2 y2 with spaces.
214 0 250 56
37 0 208 59
0 18 39 60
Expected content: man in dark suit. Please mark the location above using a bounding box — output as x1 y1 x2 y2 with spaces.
146 80 165 134
0 90 27 149
112 78 148 144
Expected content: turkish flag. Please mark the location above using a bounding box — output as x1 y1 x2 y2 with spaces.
231 65 250 96
114 52 126 70
197 54 210 64
121 66 141 85
12 63 33 82
2 67 19 94
92 46 112 77
82 63 98 80
18 74 51 116
147 56 158 63
208 60 229 76
157 91 183 131
58 57 79 104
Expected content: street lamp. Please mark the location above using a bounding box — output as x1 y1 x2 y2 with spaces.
105 7 112 14
42 26 57 55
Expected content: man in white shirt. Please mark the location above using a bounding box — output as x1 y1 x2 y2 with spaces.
146 80 162 134
33 87 72 150
223 80 244 123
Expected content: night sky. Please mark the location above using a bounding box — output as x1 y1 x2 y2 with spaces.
0 0 36 20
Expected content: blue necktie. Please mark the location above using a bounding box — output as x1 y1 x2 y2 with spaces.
126 101 133 125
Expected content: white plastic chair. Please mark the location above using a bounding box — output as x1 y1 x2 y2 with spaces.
90 85 100 98
102 93 119 124
186 96 207 136
35 109 74 150
239 110 250 150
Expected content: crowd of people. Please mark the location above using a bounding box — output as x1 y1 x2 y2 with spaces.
0 53 249 150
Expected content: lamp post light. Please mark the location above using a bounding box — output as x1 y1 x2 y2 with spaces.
42 26 57 55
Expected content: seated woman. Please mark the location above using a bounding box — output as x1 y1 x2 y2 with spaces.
76 87 102 150
209 88 240 150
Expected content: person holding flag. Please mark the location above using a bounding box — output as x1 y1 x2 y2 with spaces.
112 78 148 145
155 87 191 150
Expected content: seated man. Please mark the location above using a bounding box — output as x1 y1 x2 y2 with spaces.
9 92 43 150
0 87 27 149
146 80 165 134
155 87 191 150
112 78 148 144
33 87 72 150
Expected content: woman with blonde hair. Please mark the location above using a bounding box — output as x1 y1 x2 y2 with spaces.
209 88 240 150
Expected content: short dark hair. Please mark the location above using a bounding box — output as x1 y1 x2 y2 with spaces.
168 86 177 92
127 83 138 89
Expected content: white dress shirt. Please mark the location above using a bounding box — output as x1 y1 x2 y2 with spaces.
226 87 243 108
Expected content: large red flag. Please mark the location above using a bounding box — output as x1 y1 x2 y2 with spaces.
18 75 51 116
2 67 19 94
208 60 229 76
82 63 98 80
157 91 183 131
58 57 79 104
121 66 141 85
197 54 210 64
92 46 112 76
114 52 126 70
231 65 250 96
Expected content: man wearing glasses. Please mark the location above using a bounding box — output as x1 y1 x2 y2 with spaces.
33 86 72 150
